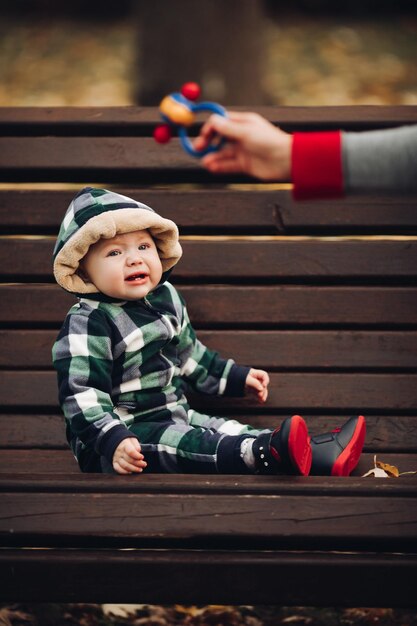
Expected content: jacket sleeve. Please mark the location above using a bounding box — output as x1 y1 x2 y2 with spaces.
342 124 417 194
52 308 136 465
175 298 250 397
291 125 417 200
291 130 344 200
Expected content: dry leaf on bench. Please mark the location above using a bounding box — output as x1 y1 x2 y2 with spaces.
375 459 399 477
362 454 399 478
362 466 390 478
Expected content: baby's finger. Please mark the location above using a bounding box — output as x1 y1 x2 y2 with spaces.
113 460 131 475
129 457 147 469
121 451 146 467
124 440 143 459
119 457 145 474
260 387 268 402
250 376 264 391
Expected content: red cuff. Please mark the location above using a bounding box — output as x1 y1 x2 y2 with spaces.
291 131 344 200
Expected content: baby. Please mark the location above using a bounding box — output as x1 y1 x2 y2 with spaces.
52 187 365 476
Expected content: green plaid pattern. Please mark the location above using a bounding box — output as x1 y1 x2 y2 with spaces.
53 282 254 472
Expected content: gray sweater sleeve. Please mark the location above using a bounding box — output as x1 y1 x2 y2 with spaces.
342 125 417 194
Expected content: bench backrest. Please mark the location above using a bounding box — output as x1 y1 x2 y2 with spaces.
0 105 417 475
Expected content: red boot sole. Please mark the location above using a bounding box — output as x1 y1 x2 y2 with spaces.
331 415 366 477
288 415 312 476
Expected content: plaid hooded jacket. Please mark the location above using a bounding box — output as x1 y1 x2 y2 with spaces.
52 188 250 472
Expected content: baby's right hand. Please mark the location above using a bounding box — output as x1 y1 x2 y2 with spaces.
112 437 147 475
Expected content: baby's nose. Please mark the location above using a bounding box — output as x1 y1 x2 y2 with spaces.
127 250 143 265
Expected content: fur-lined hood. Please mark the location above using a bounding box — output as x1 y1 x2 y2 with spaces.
53 187 182 296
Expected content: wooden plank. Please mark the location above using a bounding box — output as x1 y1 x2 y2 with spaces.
2 414 416 453
1 450 416 476
2 238 417 280
0 137 217 184
0 414 67 448
0 189 281 235
181 285 417 327
2 189 417 235
3 329 417 370
1 548 416 607
0 548 417 607
1 371 416 411
198 329 417 370
0 137 191 170
2 284 417 326
1 491 416 550
0 450 79 473
1 472 416 496
277 193 417 234
0 105 416 132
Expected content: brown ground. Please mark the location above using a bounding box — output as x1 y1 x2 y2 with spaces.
0 11 416 106
1 604 417 626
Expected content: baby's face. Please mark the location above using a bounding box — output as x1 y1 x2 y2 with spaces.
81 230 163 300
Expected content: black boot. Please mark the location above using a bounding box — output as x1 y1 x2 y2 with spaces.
310 415 366 476
252 415 312 476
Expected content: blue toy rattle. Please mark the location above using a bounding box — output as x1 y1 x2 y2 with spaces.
153 82 227 158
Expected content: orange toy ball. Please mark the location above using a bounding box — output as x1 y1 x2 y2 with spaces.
153 124 172 144
181 82 201 101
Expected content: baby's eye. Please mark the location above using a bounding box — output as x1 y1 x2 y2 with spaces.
138 243 150 251
107 250 121 257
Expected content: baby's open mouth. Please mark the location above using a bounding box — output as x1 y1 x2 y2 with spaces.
126 273 148 282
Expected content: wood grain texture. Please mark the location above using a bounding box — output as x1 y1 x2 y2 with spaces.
2 284 417 326
0 104 416 130
1 370 416 410
1 449 417 476
3 237 417 280
2 189 417 234
1 491 416 550
1 414 417 452
3 329 417 369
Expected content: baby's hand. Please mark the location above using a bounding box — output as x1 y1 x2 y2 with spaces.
112 437 147 475
245 368 270 403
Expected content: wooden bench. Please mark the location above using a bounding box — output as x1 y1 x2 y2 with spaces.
0 106 417 608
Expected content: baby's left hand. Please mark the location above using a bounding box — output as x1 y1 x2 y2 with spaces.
245 368 270 403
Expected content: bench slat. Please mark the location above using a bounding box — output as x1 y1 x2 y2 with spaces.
1 548 416 607
2 329 417 369
1 371 416 411
1 285 417 327
0 138 222 183
1 472 416 496
2 189 417 235
0 104 416 131
1 449 416 475
1 414 416 452
1 491 416 551
0 189 281 235
2 238 417 280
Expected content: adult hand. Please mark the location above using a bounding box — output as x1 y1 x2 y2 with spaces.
195 111 292 180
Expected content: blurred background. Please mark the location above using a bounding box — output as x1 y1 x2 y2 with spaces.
0 0 416 107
